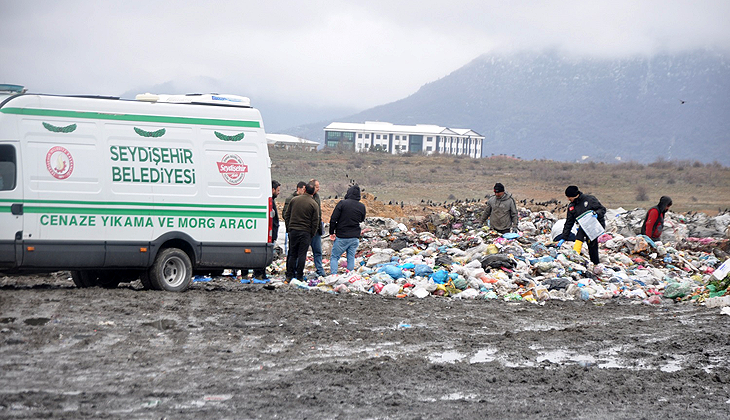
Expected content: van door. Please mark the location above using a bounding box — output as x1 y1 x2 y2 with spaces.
0 144 21 269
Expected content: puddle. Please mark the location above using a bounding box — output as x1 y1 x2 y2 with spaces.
440 392 478 401
428 350 466 363
470 348 498 363
660 360 682 372
24 317 50 326
0 317 16 324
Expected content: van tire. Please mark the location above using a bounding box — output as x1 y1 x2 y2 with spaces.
147 248 193 292
139 272 153 290
71 270 99 288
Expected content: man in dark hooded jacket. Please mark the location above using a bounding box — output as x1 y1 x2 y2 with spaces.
557 185 606 265
329 184 366 274
641 196 672 241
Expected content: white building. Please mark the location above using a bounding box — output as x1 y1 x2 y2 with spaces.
266 133 319 152
323 121 484 158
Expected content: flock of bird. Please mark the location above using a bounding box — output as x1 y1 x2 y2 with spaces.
323 173 730 216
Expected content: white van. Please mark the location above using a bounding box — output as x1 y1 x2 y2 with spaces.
0 85 274 291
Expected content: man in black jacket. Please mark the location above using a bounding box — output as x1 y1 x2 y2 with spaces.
329 185 367 274
253 180 281 281
282 181 306 255
557 185 607 265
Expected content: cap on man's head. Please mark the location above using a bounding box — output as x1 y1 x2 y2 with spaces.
493 183 505 193
565 185 580 197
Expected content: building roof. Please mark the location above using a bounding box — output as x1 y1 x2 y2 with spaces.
266 133 319 146
324 121 482 137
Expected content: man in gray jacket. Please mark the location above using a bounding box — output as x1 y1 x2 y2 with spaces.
481 182 518 234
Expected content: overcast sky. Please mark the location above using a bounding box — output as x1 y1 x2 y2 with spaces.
2 0 729 109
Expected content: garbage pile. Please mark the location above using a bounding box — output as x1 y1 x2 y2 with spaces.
267 204 730 308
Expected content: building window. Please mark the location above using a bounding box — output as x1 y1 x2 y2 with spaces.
395 135 400 140
365 134 370 139
427 136 432 141
376 135 381 139
358 133 362 138
426 146 432 151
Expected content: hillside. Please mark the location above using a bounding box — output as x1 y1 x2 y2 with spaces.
283 50 730 165
270 148 730 219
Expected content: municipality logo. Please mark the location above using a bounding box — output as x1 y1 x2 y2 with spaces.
216 154 248 185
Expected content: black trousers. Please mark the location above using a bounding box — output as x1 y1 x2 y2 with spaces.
576 229 600 265
286 230 312 280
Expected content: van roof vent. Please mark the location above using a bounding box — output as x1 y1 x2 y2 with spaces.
135 93 251 107
0 84 26 94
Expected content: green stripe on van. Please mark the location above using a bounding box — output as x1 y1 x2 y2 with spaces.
0 198 265 210
23 206 265 218
0 107 261 128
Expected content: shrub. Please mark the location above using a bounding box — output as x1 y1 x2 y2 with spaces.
350 156 365 169
635 186 649 201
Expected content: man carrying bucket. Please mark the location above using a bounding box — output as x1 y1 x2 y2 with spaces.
556 185 606 265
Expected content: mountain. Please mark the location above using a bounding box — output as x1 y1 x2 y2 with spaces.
283 50 730 165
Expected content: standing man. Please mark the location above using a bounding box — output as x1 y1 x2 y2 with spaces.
309 178 326 277
282 181 306 255
283 182 320 282
329 184 366 274
253 180 281 281
557 185 607 265
481 182 518 234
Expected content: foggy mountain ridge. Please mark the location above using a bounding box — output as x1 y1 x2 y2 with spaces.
283 50 730 165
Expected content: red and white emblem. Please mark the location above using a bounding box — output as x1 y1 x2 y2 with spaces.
46 146 74 180
216 154 248 185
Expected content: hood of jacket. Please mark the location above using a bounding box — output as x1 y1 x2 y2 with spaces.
345 185 361 201
496 191 513 202
658 196 673 213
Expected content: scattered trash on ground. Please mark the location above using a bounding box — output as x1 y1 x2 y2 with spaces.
232 204 730 308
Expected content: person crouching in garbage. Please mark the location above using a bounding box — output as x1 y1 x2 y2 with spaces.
480 182 518 234
641 196 672 241
556 185 606 265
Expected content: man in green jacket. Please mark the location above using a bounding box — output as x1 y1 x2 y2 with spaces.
283 182 320 281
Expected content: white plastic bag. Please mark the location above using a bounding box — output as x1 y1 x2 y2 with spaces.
577 211 605 241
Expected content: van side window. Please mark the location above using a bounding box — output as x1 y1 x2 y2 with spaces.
0 145 17 191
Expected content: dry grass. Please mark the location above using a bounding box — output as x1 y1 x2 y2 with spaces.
270 149 730 215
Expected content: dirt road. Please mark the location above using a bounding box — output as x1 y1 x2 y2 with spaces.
1 273 729 419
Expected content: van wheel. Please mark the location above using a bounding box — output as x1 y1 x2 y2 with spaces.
139 272 153 290
147 248 193 292
71 270 99 288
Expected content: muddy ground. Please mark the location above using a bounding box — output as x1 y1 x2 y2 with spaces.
1 272 729 420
